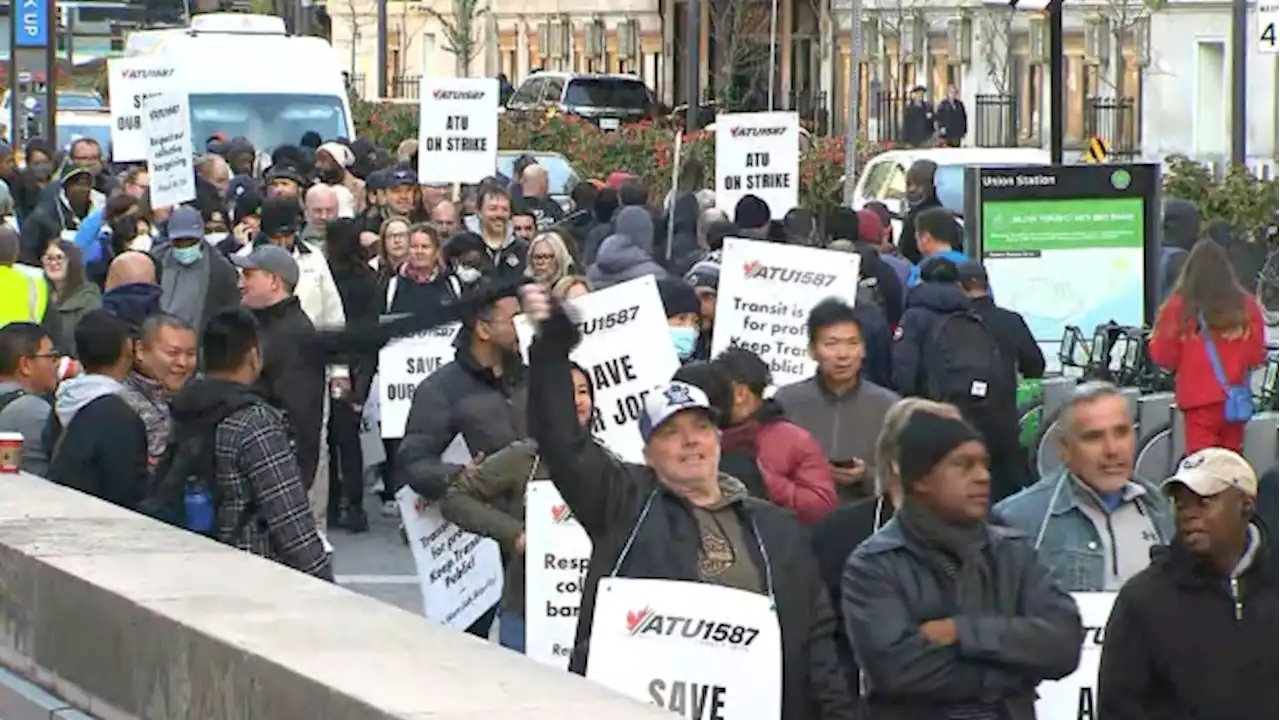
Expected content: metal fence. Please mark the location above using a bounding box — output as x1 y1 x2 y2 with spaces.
1084 96 1139 159
974 94 1018 147
869 91 908 144
388 75 420 100
344 72 365 98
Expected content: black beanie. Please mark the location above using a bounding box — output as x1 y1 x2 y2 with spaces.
897 413 983 490
657 277 702 319
734 194 771 230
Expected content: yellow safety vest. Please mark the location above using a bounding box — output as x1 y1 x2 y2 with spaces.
0 265 49 327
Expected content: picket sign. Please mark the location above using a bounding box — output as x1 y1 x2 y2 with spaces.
377 323 461 438
713 111 800 219
359 376 385 467
515 274 679 463
711 238 861 388
141 90 196 208
106 55 179 162
1034 592 1116 720
524 480 593 669
587 578 782 719
416 76 499 184
396 435 502 629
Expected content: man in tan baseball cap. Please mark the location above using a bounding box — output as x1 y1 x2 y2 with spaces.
1098 447 1276 720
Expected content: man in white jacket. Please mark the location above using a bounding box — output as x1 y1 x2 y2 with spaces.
238 196 346 531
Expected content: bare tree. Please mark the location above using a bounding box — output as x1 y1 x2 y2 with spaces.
425 0 488 77
707 0 772 108
978 5 1013 96
873 0 930 94
394 3 431 80
342 0 370 77
1095 0 1163 99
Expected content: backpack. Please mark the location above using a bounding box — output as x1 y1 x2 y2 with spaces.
856 276 886 314
921 310 1008 407
139 396 258 539
0 389 25 416
1159 246 1189 302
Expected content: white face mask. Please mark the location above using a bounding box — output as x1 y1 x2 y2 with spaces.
204 232 229 245
126 235 153 253
455 265 482 285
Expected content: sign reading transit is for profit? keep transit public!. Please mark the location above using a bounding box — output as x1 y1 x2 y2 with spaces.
377 322 462 439
587 578 783 720
108 56 180 162
714 111 800 219
142 91 197 208
524 480 592 669
712 238 861 388
1035 592 1115 720
515 274 680 464
417 77 500 184
15 0 50 47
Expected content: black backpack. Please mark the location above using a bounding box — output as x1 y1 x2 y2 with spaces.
0 389 25 415
140 396 258 539
921 310 1009 407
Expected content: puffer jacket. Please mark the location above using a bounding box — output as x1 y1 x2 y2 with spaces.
842 516 1083 720
586 205 669 288
721 399 838 524
528 306 857 720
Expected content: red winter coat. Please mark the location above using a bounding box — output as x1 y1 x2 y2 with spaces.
721 400 838 524
1148 293 1268 409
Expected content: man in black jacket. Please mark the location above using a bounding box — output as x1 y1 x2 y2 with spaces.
897 160 944 265
1099 448 1277 720
47 309 150 510
521 283 857 720
842 411 1082 720
234 245 324 490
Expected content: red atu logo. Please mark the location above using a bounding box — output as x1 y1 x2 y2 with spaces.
730 126 786 139
742 260 762 277
626 607 654 634
551 503 575 523
433 89 485 101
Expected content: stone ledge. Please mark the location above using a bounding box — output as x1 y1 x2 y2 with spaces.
0 473 668 720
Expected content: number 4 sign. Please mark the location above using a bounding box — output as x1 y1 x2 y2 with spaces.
1262 3 1279 54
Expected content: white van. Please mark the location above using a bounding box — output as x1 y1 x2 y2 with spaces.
124 13 354 152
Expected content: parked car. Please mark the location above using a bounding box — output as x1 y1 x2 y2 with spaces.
504 72 657 130
497 150 584 211
55 109 114 156
852 147 1051 244
1 89 106 143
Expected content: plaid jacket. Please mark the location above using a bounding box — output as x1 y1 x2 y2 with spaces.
213 400 332 580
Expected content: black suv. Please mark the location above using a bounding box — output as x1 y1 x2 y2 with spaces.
504 72 656 130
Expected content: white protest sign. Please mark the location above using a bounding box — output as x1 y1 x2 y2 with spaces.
525 480 593 669
587 578 782 720
712 238 860 387
714 111 800 219
377 323 461 438
142 91 196 208
417 77 499 184
516 275 679 463
1035 592 1115 720
107 55 178 162
359 378 385 467
396 484 503 630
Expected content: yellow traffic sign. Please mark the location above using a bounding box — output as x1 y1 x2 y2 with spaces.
1084 135 1110 164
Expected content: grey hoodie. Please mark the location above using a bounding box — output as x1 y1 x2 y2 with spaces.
586 206 668 289
54 374 126 427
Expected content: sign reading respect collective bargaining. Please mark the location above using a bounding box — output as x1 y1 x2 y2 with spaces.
107 56 179 162
417 77 499 185
515 274 679 463
712 238 860 387
141 91 196 208
1035 592 1115 720
376 323 461 439
714 111 800 220
524 480 592 669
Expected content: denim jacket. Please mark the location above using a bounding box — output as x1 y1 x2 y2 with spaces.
993 469 1175 592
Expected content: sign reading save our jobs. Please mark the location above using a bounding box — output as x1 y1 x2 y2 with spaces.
1035 592 1115 720
524 480 592 669
418 77 499 185
714 111 800 219
107 56 179 162
141 91 196 208
587 578 782 719
515 275 679 464
377 323 461 438
711 238 860 387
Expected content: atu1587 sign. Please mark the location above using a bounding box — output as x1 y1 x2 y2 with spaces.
713 111 800 219
417 77 499 185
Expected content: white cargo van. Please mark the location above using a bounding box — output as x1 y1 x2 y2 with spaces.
124 13 355 152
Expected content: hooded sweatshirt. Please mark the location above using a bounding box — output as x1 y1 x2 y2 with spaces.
586 206 668 288
101 282 163 330
47 373 150 510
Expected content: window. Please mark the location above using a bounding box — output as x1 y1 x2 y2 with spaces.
542 77 566 103
563 78 650 110
859 161 895 201
189 93 347 153
509 78 545 106
881 163 908 202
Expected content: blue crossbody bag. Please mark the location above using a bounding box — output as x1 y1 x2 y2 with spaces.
1198 312 1254 423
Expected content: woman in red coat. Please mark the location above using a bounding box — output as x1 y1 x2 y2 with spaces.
1149 240 1268 454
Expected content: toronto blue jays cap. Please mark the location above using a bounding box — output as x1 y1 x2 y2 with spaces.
638 381 718 443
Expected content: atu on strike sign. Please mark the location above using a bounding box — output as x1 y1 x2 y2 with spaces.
1035 592 1115 720
516 275 679 463
714 111 800 219
524 480 592 669
376 323 461 439
417 77 499 185
107 55 178 162
142 91 196 208
711 238 860 387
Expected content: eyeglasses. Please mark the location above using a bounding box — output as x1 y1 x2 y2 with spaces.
27 352 59 361
531 253 556 261
386 231 411 241
42 254 66 264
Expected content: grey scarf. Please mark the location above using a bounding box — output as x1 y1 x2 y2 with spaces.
897 499 994 614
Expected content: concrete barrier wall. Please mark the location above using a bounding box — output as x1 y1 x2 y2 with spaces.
0 473 669 720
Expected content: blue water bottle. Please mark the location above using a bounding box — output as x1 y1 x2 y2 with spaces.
184 481 215 534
